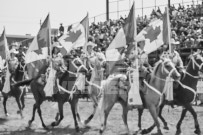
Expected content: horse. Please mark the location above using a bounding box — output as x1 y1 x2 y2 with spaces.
81 52 106 125
0 61 28 118
27 56 88 132
157 53 203 135
97 57 180 135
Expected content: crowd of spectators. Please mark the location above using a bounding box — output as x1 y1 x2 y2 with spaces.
79 3 203 54
170 4 203 48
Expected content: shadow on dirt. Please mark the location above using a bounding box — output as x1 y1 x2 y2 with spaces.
0 118 8 125
1 125 91 135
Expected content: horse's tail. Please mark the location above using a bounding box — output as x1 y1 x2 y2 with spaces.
13 79 33 87
96 91 104 123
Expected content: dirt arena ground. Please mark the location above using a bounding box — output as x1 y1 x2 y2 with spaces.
0 95 203 135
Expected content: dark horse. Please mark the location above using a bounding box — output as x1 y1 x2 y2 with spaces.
158 53 203 135
27 56 88 132
138 53 203 135
0 62 28 118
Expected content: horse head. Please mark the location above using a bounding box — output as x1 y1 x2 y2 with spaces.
155 57 180 81
188 52 203 74
95 52 106 69
63 55 88 75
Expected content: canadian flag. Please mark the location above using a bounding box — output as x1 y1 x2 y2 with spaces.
58 14 88 55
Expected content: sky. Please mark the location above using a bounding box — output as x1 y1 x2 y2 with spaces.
0 0 196 36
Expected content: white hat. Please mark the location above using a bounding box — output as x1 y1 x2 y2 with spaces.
171 39 179 45
10 49 19 54
53 42 63 48
11 42 19 46
87 42 96 48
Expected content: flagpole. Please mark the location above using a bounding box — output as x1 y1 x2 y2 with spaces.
166 6 171 54
48 13 52 59
84 13 89 67
48 13 53 74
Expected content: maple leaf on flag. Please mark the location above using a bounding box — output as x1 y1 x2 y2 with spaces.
144 26 161 43
64 30 82 43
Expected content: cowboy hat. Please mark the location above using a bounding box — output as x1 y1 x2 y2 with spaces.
10 49 19 54
87 42 96 48
53 42 63 48
171 38 179 45
11 42 19 46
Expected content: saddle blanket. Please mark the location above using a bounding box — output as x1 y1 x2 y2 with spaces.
128 69 142 106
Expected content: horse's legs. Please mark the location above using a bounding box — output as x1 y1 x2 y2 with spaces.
176 104 201 135
20 90 25 110
84 95 98 125
75 100 83 125
120 100 129 134
99 101 114 134
176 107 187 135
158 102 169 130
51 102 64 127
187 104 201 134
138 108 144 130
15 97 23 118
70 98 80 132
142 105 162 135
28 103 37 126
3 96 9 116
36 102 47 129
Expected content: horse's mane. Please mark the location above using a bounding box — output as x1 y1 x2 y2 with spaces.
151 60 162 77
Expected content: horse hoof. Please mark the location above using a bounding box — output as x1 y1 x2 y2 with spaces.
99 129 103 135
43 125 49 130
5 113 9 117
55 115 59 121
194 129 201 134
175 130 181 135
157 129 163 135
163 126 169 130
28 120 32 127
83 120 89 125
51 122 56 127
141 129 150 134
75 126 80 132
17 110 21 114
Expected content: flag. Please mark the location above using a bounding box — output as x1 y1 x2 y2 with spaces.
0 29 9 66
136 18 163 54
25 14 51 78
163 7 172 53
0 29 11 93
58 14 88 55
105 3 136 75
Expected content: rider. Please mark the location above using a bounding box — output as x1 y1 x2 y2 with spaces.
162 38 184 73
85 41 97 79
170 39 184 73
8 49 19 83
72 51 87 92
51 42 66 93
129 39 151 89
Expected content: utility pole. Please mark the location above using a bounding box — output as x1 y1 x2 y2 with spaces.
106 0 109 21
168 0 171 8
117 1 119 19
142 0 143 19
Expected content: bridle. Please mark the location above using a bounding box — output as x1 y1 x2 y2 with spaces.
190 55 203 71
152 59 178 82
